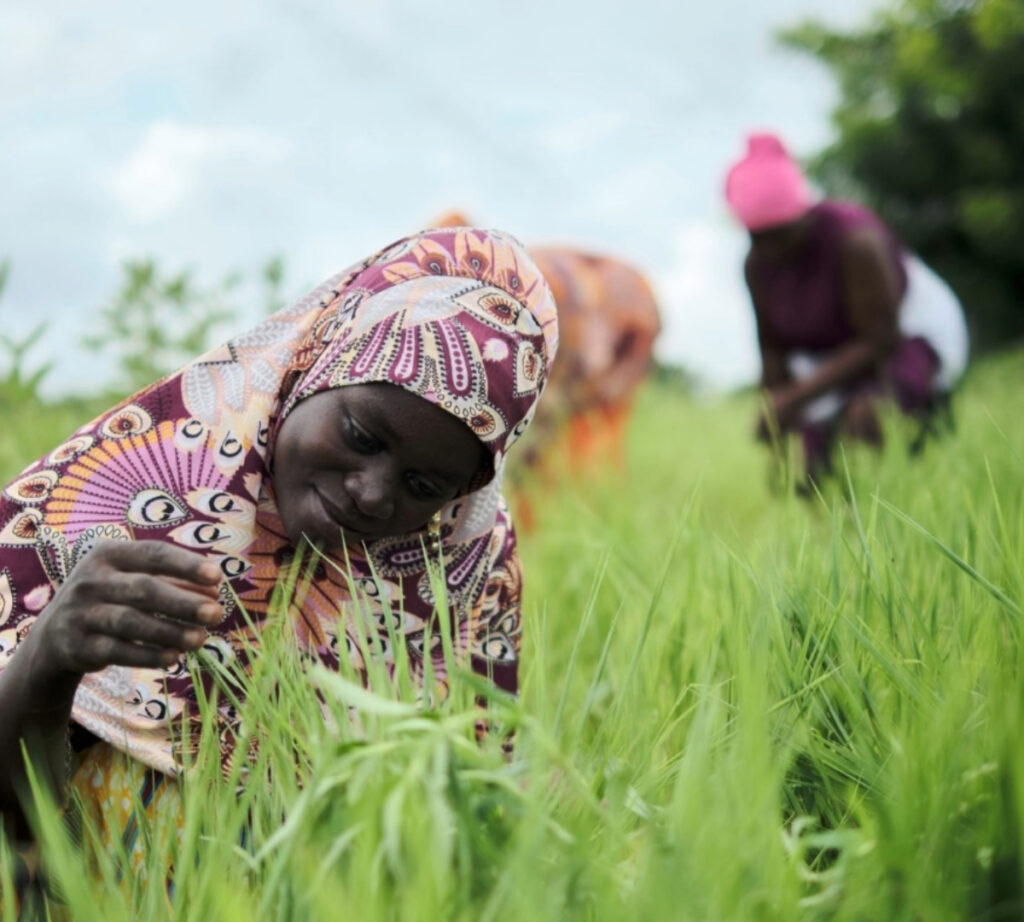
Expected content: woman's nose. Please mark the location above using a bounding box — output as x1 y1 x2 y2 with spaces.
348 460 396 520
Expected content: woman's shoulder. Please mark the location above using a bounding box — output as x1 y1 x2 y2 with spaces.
816 199 890 234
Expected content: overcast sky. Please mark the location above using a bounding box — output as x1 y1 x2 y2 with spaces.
0 0 883 396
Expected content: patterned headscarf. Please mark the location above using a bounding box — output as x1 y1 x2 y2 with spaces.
0 227 558 776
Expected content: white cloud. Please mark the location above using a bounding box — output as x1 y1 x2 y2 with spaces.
110 121 294 222
0 7 58 80
585 159 687 221
540 111 628 156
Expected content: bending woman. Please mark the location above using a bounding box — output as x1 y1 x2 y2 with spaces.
0 227 557 853
725 133 968 481
431 212 660 477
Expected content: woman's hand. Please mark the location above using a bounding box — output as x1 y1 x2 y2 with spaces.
26 539 224 681
0 540 223 831
755 385 802 441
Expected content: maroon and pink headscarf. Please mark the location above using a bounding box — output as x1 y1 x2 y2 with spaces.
0 227 558 775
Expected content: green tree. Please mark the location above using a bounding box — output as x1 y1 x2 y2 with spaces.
261 254 288 315
86 256 287 396
0 261 53 408
782 0 1024 347
85 259 241 395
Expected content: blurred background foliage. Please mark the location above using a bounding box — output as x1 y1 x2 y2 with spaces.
83 255 289 396
0 261 53 411
782 0 1024 349
0 255 287 407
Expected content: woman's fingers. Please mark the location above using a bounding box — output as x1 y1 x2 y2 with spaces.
89 605 207 653
96 572 222 626
77 635 182 672
93 540 222 588
80 541 224 625
33 540 226 675
158 574 221 601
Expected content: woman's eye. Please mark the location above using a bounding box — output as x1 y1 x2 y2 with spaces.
406 473 442 500
346 417 382 454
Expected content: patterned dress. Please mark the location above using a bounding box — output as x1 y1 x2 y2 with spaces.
0 227 558 867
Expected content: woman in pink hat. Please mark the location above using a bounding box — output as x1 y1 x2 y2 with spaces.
725 133 968 483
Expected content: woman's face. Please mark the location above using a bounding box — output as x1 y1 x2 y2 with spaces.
272 382 488 548
749 213 813 264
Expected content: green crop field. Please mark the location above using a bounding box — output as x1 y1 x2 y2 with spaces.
3 350 1023 921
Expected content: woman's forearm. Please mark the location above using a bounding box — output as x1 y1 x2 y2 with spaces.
0 633 82 831
758 339 790 390
783 337 886 409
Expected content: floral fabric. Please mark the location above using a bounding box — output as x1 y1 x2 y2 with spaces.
0 227 557 776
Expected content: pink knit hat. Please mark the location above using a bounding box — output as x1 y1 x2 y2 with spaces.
724 133 814 230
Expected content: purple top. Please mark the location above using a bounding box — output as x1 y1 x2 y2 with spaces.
749 200 907 353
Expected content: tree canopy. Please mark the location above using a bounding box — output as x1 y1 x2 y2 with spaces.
782 0 1024 348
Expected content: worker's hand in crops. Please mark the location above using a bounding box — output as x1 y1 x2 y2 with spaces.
25 539 223 679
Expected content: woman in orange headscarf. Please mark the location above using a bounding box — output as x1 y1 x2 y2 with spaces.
432 212 661 476
527 248 659 471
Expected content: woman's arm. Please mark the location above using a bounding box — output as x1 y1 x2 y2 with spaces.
768 227 901 430
0 541 222 837
746 255 792 441
0 638 81 837
745 255 790 390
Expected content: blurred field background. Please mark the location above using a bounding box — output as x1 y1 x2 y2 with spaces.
3 0 1024 917
3 348 1023 920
